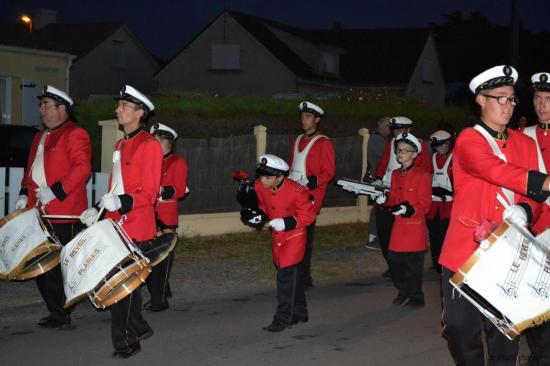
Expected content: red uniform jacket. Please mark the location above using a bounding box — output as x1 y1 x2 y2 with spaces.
526 127 550 234
105 129 162 242
288 131 335 213
255 178 317 268
427 153 453 220
439 127 543 272
20 121 91 222
155 153 188 228
375 138 432 179
385 166 431 252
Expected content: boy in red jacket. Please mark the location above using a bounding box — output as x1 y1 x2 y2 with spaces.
254 154 317 332
378 132 431 307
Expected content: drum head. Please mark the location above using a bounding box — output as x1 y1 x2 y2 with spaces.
140 232 178 267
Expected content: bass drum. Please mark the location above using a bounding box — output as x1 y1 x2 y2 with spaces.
140 229 178 267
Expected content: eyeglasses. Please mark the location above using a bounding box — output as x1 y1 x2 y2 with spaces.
534 95 550 104
116 101 139 110
396 148 416 154
483 94 518 106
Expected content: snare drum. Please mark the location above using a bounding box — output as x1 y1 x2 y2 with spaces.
61 219 150 309
451 220 550 339
140 230 178 267
0 207 62 281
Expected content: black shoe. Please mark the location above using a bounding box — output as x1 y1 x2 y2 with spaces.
392 295 409 306
407 298 425 308
38 316 52 326
263 321 290 332
138 328 154 341
365 242 382 251
143 299 151 308
290 316 308 325
145 302 169 312
38 316 72 329
112 343 141 359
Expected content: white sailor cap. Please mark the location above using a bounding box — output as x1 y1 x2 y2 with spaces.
389 116 413 130
116 85 155 112
430 130 452 146
37 85 73 107
299 101 324 117
150 123 178 140
256 154 289 176
469 65 518 94
394 132 422 153
532 72 550 92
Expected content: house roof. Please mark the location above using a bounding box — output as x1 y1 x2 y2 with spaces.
0 21 128 60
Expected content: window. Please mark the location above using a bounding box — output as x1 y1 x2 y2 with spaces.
319 51 338 74
210 45 240 70
422 59 433 84
0 77 11 124
112 40 125 68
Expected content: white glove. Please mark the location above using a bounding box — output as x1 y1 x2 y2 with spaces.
392 205 407 216
249 215 263 224
35 187 56 205
268 218 285 232
375 195 387 205
99 193 122 212
14 195 28 210
503 204 527 227
80 208 99 227
371 179 383 186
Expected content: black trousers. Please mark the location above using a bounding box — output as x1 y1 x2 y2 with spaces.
274 263 307 323
525 322 550 365
301 222 316 285
387 250 424 301
375 205 394 264
110 286 152 351
427 213 449 271
145 253 171 306
35 222 84 322
441 268 519 366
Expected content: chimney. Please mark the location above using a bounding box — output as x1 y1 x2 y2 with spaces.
33 9 57 30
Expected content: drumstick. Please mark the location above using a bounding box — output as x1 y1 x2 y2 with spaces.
94 182 118 225
41 214 81 220
496 193 549 251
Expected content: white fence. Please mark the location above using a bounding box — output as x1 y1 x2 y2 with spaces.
0 167 109 217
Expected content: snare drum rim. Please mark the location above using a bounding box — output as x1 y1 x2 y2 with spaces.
0 207 34 228
3 241 62 281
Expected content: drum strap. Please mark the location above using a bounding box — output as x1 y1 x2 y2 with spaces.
31 132 48 188
473 125 515 206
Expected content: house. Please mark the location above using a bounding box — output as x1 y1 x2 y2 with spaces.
0 24 74 125
155 11 446 106
0 9 159 125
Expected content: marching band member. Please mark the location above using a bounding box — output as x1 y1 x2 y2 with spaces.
81 85 161 358
427 130 454 273
288 101 335 289
373 117 431 276
16 85 91 329
147 123 188 312
255 154 317 332
439 65 550 366
522 72 550 365
378 133 431 307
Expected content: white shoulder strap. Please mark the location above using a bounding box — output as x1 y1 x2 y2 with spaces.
473 124 514 205
523 126 546 174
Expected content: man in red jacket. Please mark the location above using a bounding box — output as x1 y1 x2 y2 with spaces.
15 85 91 329
255 154 317 332
439 65 550 366
373 116 431 277
522 72 550 365
81 85 161 359
146 122 188 312
288 101 335 289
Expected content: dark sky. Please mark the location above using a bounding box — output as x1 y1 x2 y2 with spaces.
2 0 548 59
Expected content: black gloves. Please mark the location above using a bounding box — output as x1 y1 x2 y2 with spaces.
307 175 318 190
391 201 415 218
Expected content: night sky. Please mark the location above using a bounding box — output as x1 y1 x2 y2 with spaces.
2 0 549 59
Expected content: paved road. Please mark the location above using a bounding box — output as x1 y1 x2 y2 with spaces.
0 270 530 365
